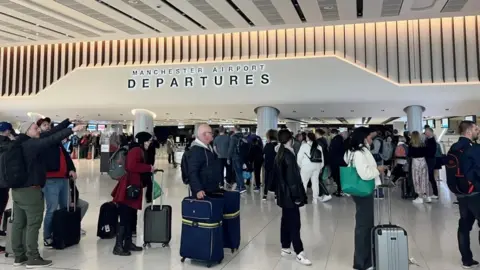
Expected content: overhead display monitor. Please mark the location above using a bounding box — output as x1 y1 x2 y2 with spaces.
465 115 477 123
87 124 97 131
441 118 449 129
97 124 106 131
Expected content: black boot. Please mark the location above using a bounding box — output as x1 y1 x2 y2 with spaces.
124 234 143 252
113 227 131 256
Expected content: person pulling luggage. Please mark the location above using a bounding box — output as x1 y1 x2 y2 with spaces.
187 124 223 200
111 132 156 256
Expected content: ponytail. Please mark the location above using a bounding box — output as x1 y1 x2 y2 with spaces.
275 144 285 165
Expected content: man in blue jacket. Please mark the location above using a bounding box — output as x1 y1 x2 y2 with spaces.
188 124 223 199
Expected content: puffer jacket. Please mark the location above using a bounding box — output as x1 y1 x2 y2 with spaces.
188 139 223 195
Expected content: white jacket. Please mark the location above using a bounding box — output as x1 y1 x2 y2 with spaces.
344 146 382 186
297 141 324 171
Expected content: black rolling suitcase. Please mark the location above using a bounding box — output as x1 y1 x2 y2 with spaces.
143 169 172 248
97 202 118 239
52 179 81 249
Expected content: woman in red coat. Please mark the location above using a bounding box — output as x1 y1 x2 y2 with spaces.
111 132 154 256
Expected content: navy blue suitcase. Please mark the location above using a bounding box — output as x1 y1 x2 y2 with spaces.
180 196 224 268
221 191 241 253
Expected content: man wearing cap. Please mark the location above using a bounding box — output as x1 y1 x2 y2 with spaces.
0 121 15 252
36 118 79 248
11 119 84 268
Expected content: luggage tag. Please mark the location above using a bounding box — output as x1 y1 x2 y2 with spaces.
104 225 110 233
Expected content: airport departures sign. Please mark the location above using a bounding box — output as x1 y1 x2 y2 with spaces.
127 63 270 90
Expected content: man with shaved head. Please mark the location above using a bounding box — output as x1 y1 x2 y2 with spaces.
187 124 223 199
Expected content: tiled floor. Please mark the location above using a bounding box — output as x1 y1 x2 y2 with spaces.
0 157 474 270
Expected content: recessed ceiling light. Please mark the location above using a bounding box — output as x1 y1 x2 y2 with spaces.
240 112 243 114
321 110 325 113
322 5 335 10
445 108 450 111
381 109 385 112
128 0 138 4
350 110 355 112
120 114 123 116
293 110 296 113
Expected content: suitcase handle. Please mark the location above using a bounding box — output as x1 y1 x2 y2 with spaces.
376 172 394 225
152 170 164 210
68 177 77 213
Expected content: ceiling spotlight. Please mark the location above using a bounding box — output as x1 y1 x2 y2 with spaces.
445 108 450 111
240 112 243 114
381 109 385 112
128 0 139 4
293 110 296 113
350 110 355 112
322 5 335 10
321 110 325 113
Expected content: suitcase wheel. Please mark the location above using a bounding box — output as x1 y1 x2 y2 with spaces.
207 263 212 268
5 253 8 258
181 257 186 263
143 243 151 248
162 243 168 248
231 248 235 253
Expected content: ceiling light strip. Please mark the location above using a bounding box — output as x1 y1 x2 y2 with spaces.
0 29 34 40
160 0 206 30
95 0 160 33
225 0 255 26
0 12 73 38
291 0 307 23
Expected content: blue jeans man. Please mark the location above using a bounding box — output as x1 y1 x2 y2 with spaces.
232 158 246 193
42 179 69 246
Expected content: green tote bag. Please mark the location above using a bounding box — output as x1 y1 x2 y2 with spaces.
340 153 375 197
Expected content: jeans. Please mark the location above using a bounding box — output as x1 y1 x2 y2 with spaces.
42 178 69 240
168 152 176 165
457 194 480 264
352 194 374 270
281 207 304 254
232 158 245 189
12 187 44 260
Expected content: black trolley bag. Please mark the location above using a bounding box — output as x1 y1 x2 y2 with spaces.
372 181 409 270
52 178 81 249
143 169 172 248
97 202 118 239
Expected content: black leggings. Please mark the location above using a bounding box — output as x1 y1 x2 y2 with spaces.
118 204 137 238
253 160 263 188
281 207 304 254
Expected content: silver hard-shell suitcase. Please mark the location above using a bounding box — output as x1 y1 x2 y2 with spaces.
372 183 409 270
143 169 171 248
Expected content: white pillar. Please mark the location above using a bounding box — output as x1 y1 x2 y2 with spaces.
255 106 279 141
132 109 155 136
286 122 301 134
404 105 425 133
392 121 405 134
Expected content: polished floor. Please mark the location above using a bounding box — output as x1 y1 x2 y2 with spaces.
0 156 473 270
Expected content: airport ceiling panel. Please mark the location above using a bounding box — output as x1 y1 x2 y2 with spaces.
0 0 478 46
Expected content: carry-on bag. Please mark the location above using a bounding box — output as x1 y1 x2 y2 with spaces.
372 183 409 270
52 178 81 249
5 207 25 258
180 195 224 268
221 190 241 253
97 202 118 239
143 169 172 248
1 208 11 232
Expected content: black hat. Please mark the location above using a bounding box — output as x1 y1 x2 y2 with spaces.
135 132 152 145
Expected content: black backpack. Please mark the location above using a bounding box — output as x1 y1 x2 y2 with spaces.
0 140 27 188
236 137 251 161
181 150 191 185
308 146 323 163
445 144 475 195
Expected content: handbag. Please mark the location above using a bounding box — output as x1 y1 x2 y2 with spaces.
126 185 141 200
340 152 375 197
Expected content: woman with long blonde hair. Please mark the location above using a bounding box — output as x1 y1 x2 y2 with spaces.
408 131 431 203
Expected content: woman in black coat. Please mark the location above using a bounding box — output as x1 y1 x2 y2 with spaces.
274 130 311 266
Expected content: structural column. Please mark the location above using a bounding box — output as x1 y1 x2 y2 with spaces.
392 121 405 134
286 122 301 134
255 106 279 141
404 105 425 133
132 109 155 136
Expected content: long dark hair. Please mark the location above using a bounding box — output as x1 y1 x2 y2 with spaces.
275 129 293 165
307 132 318 151
348 127 371 152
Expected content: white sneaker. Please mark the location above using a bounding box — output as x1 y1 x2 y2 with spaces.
312 197 318 204
80 229 86 236
366 267 374 270
430 195 439 200
281 248 293 256
320 195 332 203
425 197 432 203
413 198 424 204
296 252 312 266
